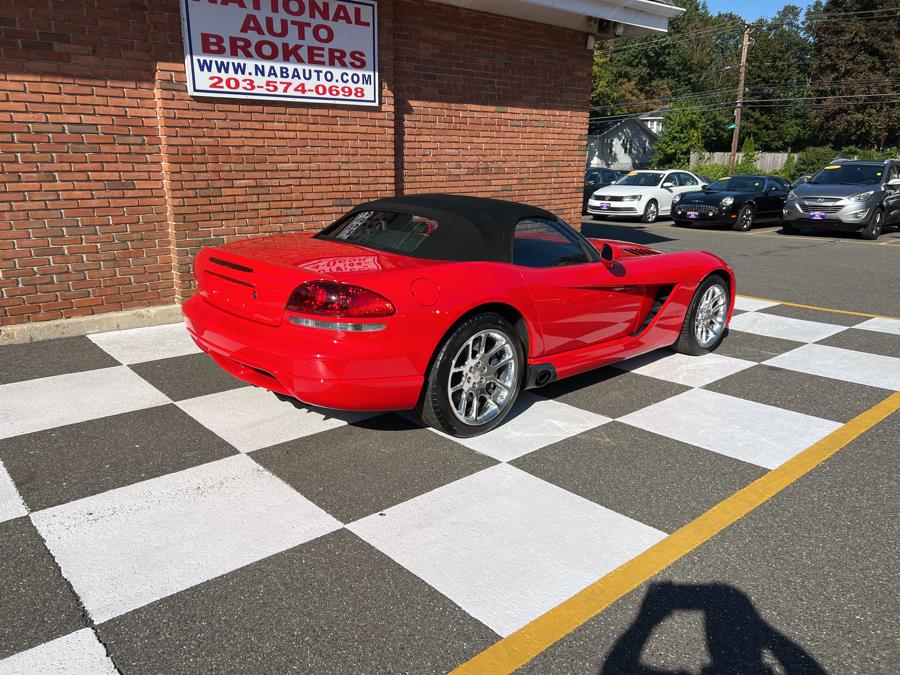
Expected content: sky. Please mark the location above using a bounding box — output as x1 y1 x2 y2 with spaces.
706 0 812 21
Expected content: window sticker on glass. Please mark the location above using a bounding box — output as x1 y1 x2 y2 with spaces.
337 211 376 240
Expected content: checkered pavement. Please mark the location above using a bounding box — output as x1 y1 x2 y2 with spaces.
1 296 898 672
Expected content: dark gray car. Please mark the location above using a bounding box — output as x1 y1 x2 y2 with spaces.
782 159 900 239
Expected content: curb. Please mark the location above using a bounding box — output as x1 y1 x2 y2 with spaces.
1 305 183 345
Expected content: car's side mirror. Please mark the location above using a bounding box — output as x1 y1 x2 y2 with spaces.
600 243 622 266
662 182 674 189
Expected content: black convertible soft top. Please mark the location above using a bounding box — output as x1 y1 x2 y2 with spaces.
319 193 561 263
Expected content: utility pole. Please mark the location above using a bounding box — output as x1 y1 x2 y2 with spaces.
728 24 751 174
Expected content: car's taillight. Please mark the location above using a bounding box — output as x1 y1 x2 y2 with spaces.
285 281 395 318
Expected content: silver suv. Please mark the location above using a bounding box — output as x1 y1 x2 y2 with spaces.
782 159 900 240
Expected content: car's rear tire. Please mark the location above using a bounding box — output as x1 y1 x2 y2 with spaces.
672 275 730 356
861 209 884 240
417 312 523 437
641 200 659 223
733 204 754 231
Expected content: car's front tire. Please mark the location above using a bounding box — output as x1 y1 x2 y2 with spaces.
733 204 754 231
418 312 523 437
861 208 884 240
672 275 730 356
641 200 659 223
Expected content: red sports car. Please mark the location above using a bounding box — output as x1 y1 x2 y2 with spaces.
183 194 735 437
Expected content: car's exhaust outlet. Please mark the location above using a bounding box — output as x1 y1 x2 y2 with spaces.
525 364 556 389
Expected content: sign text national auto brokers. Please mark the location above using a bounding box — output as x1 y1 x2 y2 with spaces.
180 0 378 105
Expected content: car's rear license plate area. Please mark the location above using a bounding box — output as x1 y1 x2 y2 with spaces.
205 270 258 314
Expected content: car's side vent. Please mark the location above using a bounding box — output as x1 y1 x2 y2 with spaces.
210 257 254 273
632 284 675 336
624 247 659 257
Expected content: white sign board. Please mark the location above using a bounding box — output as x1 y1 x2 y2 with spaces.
180 0 378 106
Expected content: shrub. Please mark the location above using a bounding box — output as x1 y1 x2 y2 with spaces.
796 146 837 177
776 154 799 181
689 162 729 181
734 136 758 175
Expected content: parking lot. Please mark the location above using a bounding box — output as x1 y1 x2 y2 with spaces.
0 215 897 673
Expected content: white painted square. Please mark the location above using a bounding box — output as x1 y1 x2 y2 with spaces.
433 392 610 462
31 454 341 623
620 389 842 470
0 629 118 675
0 460 27 524
765 344 900 391
349 464 665 636
0 367 169 440
177 386 372 453
728 312 846 343
88 322 200 364
615 350 755 387
733 296 780 311
853 316 900 336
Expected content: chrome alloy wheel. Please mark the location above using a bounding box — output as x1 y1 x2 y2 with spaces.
447 329 516 426
694 284 728 348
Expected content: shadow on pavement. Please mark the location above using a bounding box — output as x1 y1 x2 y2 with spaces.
601 581 827 675
581 220 676 245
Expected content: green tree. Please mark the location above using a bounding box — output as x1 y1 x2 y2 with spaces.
652 103 705 167
741 6 812 150
734 135 759 174
806 0 900 148
591 0 742 151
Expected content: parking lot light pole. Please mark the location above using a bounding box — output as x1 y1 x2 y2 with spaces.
728 24 751 174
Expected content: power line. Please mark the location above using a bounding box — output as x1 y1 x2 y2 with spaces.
590 77 900 114
805 7 900 23
600 7 899 57
603 21 744 54
587 93 900 122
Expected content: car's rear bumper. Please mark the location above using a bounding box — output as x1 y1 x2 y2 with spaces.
182 295 423 411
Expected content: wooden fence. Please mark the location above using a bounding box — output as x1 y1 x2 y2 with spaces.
690 151 798 172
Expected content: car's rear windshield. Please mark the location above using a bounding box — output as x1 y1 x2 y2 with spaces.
316 210 440 255
809 164 883 185
615 172 662 187
707 176 765 192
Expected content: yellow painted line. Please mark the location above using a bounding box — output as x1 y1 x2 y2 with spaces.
737 294 899 320
453 391 900 675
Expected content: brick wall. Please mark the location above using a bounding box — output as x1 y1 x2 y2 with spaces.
1 0 591 325
394 0 590 226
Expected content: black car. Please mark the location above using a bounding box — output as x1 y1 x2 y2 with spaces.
672 175 790 231
583 168 623 213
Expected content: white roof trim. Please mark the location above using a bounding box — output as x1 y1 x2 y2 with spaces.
432 0 684 33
